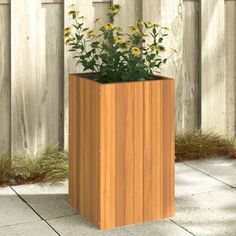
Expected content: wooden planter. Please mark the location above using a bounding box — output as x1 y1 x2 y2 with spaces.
69 74 175 230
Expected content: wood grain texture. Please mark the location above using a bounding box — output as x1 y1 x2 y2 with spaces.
69 74 175 229
182 1 200 130
225 0 236 137
0 4 10 157
11 1 64 156
11 0 42 155
201 0 226 133
112 0 142 28
69 75 100 226
39 3 64 148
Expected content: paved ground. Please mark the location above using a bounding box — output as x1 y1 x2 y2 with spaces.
0 157 235 236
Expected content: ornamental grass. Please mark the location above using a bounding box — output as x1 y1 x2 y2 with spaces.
0 145 68 187
175 130 236 162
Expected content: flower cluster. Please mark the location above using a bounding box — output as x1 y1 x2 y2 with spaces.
65 4 176 83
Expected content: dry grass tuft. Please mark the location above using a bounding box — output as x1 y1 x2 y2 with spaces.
0 145 68 187
176 130 236 162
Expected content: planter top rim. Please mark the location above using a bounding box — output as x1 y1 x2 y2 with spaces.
69 73 174 85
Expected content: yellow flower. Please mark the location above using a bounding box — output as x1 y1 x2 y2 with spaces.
87 30 94 38
103 23 114 31
68 10 78 19
94 18 101 23
129 26 140 34
150 45 157 51
65 37 73 45
144 21 153 28
108 5 121 15
131 47 141 56
137 20 144 25
64 27 72 34
115 36 124 44
153 24 160 28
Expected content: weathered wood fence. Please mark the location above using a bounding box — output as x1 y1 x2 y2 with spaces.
0 0 236 156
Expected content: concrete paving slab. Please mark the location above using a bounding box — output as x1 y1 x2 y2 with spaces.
172 189 236 236
48 215 192 236
12 181 76 220
0 187 40 227
184 157 236 187
175 163 229 197
0 221 58 236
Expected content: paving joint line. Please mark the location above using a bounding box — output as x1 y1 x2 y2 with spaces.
0 220 42 229
176 189 225 198
45 212 77 221
183 162 235 188
169 219 195 236
10 186 61 236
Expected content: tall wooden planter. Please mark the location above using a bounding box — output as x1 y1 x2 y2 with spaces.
69 73 175 230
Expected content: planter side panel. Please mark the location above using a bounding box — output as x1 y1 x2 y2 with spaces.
99 79 175 229
69 76 100 227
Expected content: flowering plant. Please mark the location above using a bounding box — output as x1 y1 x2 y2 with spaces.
65 4 176 83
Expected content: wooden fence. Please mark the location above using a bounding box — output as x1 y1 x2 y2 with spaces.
0 0 236 156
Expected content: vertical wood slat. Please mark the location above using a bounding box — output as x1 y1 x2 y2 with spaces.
133 82 143 224
143 82 152 221
200 0 226 133
100 84 116 228
79 78 85 214
170 80 175 216
84 79 91 220
115 84 125 227
68 75 79 209
112 0 142 28
0 4 10 157
182 0 200 130
11 0 41 155
225 0 236 137
162 80 175 217
39 3 64 148
124 84 134 224
151 81 162 219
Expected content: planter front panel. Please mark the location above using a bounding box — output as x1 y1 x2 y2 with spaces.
69 74 175 229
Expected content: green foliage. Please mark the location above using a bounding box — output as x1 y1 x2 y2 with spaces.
0 145 68 186
0 156 11 182
65 4 176 83
176 130 236 161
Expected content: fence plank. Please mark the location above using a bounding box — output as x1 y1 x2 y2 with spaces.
0 5 10 157
112 0 142 28
182 0 200 130
225 0 236 136
200 0 226 133
11 0 42 155
143 0 184 130
39 3 64 147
